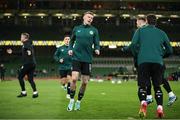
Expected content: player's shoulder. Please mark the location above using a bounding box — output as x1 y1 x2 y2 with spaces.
154 27 167 36
57 45 65 49
73 25 82 29
23 40 33 48
134 28 141 34
90 25 97 29
90 25 98 32
157 28 166 34
72 25 82 32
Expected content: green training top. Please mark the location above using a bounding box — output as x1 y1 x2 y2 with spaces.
69 24 100 63
54 45 72 70
129 25 173 65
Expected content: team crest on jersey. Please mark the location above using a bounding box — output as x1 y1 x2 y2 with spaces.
77 30 81 32
61 49 64 52
89 31 94 35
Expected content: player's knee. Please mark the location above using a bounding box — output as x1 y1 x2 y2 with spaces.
71 78 77 85
82 80 88 86
71 75 78 81
153 85 161 91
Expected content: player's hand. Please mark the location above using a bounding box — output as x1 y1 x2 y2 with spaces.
68 50 73 56
7 48 12 54
27 50 31 56
121 47 125 52
59 59 64 63
95 50 100 55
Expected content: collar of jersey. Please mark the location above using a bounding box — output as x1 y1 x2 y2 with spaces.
81 24 91 28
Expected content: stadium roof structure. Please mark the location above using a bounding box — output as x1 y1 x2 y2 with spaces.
84 0 180 2
16 0 180 2
1 10 180 19
1 0 180 18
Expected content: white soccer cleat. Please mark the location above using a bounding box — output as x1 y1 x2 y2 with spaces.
167 95 177 106
74 101 81 111
67 99 74 111
66 94 70 99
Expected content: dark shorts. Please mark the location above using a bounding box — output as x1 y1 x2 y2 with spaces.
59 69 71 78
18 63 36 79
72 60 91 75
138 62 163 88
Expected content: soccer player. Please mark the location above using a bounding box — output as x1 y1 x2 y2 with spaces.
131 17 177 107
134 17 147 68
0 64 6 81
127 14 173 118
122 17 147 66
146 64 177 106
136 18 178 106
54 35 72 99
67 11 100 111
7 33 38 98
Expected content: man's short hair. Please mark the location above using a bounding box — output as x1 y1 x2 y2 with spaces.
137 16 146 22
64 34 70 37
83 11 94 17
147 14 157 25
21 33 30 39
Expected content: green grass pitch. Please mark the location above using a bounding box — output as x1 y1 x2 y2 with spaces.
0 79 179 119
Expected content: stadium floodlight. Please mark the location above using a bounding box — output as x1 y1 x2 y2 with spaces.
4 13 12 16
37 13 47 19
104 14 114 17
108 45 117 49
20 13 30 18
37 13 47 16
21 13 30 16
71 13 80 17
94 14 97 17
54 13 63 17
71 14 80 20
170 15 179 18
122 14 130 18
137 14 145 17
155 14 163 18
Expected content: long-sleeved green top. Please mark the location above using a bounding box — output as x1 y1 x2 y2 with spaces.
69 24 100 63
128 25 173 65
54 45 72 70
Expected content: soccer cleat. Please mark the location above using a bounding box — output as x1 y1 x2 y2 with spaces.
17 93 27 98
167 96 177 106
74 101 81 111
66 94 70 99
32 93 39 98
61 85 67 91
156 108 164 118
67 99 74 111
139 102 147 119
146 98 153 105
64 86 67 91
